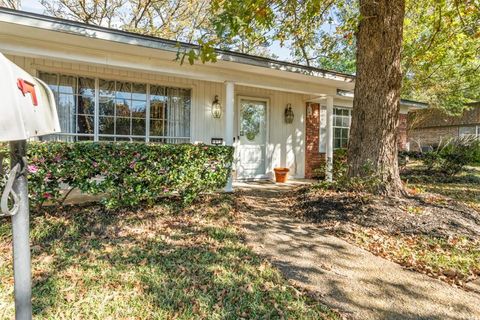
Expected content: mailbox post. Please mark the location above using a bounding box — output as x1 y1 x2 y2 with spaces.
10 140 31 320
0 53 60 320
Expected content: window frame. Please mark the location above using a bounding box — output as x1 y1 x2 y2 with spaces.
332 107 351 150
319 105 352 152
459 125 480 139
37 70 193 143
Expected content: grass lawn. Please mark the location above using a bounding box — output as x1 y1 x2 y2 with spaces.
405 164 480 212
345 228 480 286
0 195 337 319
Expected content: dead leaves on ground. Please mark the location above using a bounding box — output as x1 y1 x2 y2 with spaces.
343 227 480 288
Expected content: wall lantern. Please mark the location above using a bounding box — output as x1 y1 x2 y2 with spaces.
284 103 294 124
211 95 222 119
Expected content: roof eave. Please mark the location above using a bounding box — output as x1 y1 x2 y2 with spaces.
0 7 355 83
400 99 429 109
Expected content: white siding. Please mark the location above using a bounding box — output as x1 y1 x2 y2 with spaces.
6 54 306 178
235 85 306 178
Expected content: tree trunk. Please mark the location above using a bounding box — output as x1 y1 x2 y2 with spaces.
347 0 406 196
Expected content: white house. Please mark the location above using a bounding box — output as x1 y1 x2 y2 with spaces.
0 8 426 182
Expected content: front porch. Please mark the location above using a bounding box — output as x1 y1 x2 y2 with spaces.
233 178 315 191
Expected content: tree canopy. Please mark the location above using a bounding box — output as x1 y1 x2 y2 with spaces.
208 0 479 112
36 0 274 59
0 0 19 9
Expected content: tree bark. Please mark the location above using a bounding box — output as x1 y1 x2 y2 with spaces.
347 0 406 196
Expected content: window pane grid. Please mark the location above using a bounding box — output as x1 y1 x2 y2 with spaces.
333 107 351 150
40 72 191 143
40 72 95 142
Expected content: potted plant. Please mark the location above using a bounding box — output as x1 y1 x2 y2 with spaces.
273 167 290 183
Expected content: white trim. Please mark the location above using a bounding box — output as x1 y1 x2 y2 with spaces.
145 83 151 142
0 33 348 95
188 83 197 144
224 81 235 192
225 82 235 145
31 65 196 91
94 77 99 141
325 97 334 181
236 95 270 180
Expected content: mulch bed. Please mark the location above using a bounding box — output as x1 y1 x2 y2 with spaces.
294 187 480 241
292 187 480 288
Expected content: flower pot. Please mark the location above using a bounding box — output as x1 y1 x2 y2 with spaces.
274 167 290 183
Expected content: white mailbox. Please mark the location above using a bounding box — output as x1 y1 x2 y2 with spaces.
0 53 60 142
0 53 61 320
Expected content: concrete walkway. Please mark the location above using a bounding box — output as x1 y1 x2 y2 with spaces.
236 182 480 320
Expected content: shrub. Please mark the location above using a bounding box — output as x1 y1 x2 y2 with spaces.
421 137 480 176
313 148 348 180
1 142 233 209
398 150 425 160
313 149 382 193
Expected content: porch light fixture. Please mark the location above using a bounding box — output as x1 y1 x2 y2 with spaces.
211 95 222 119
285 103 294 124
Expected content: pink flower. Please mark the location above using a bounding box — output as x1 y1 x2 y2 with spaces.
43 172 52 182
54 155 62 162
43 192 52 199
27 165 39 173
129 161 136 169
92 161 98 168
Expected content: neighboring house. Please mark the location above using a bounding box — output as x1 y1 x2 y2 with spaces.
0 8 425 181
408 103 480 151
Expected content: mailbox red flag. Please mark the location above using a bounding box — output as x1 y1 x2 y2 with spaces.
17 79 38 106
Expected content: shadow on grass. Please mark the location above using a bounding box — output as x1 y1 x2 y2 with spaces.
10 197 332 319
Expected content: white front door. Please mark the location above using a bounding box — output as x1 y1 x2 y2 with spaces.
236 98 268 180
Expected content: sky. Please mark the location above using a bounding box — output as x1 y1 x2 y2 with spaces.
16 0 293 61
19 0 43 13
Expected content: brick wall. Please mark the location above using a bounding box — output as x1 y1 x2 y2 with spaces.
304 104 410 178
305 103 325 178
408 126 459 151
408 104 480 128
407 104 480 151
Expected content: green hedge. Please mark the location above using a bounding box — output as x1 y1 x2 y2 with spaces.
1 142 233 209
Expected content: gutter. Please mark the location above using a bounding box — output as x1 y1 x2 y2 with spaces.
400 99 429 109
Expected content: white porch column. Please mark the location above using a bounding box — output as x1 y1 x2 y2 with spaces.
325 96 334 182
224 81 235 192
